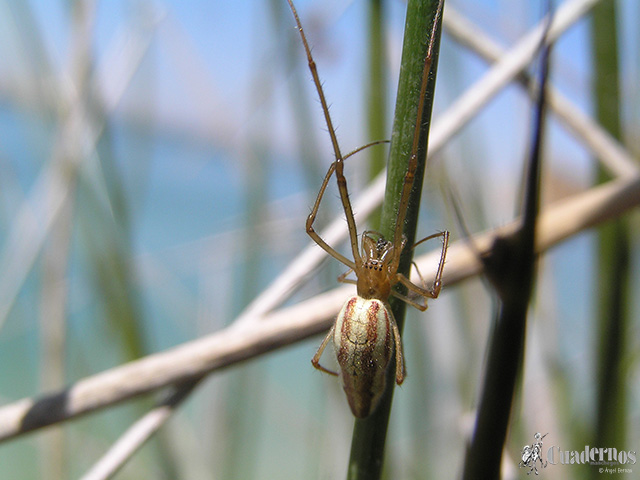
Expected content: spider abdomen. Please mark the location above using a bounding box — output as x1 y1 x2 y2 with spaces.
334 296 395 418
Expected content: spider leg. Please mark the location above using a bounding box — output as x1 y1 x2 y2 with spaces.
306 162 356 270
344 140 389 161
337 268 356 284
389 151 419 275
411 259 427 289
398 269 441 300
389 0 444 275
390 289 428 311
311 323 339 376
411 230 449 250
396 230 449 300
288 0 361 267
390 314 406 385
362 229 385 239
334 155 362 267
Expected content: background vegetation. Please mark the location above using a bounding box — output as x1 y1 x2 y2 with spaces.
0 0 637 478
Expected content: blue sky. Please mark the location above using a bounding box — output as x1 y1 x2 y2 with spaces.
19 0 627 175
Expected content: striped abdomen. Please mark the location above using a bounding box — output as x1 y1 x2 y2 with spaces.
333 296 395 418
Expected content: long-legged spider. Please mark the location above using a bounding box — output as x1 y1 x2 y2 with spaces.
286 0 449 418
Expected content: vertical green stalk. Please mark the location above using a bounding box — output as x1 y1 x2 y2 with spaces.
347 1 444 478
366 0 387 230
590 0 629 467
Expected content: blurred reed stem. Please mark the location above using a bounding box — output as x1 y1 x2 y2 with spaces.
221 4 287 479
348 1 444 478
40 2 94 478
461 16 551 480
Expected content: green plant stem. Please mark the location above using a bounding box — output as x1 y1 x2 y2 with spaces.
347 1 444 478
591 0 629 463
366 0 387 230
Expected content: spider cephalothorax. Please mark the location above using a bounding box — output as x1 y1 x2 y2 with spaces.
357 232 397 299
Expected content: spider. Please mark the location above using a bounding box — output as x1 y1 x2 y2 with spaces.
286 0 449 418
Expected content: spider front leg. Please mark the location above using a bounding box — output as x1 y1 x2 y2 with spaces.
306 143 390 273
305 162 356 270
288 0 362 269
